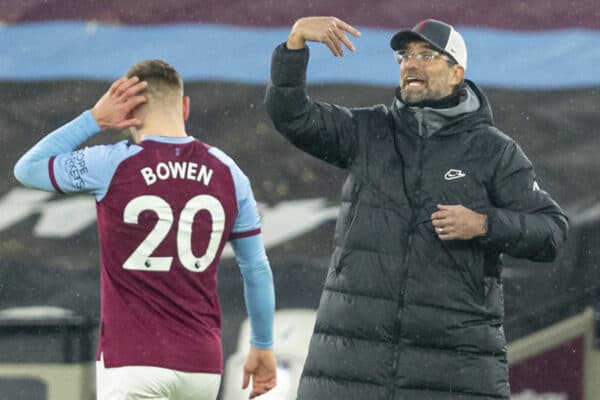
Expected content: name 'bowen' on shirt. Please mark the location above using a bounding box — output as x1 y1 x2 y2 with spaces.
141 161 214 186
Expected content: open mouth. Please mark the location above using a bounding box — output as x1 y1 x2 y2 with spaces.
404 77 426 88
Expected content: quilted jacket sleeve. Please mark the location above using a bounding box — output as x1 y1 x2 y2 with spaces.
481 138 569 262
265 43 358 169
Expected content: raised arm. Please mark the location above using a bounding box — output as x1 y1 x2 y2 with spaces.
13 77 147 192
265 17 362 169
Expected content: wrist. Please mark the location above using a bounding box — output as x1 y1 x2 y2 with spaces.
479 214 488 237
287 26 306 50
90 107 106 130
250 346 273 353
250 338 273 350
83 109 102 133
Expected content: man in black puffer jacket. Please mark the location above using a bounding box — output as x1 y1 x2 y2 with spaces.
265 17 568 400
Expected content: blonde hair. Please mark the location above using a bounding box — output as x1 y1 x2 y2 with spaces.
126 60 183 105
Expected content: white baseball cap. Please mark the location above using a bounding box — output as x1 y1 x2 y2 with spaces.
390 19 467 71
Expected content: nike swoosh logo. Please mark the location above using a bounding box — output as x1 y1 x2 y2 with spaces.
444 169 466 180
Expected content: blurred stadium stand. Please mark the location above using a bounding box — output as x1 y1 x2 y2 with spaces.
0 307 95 400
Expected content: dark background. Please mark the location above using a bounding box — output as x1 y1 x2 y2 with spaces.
1 81 599 360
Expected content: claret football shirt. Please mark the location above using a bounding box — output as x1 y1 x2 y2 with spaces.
47 113 262 373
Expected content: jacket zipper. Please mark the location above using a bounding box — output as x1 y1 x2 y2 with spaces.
389 110 425 400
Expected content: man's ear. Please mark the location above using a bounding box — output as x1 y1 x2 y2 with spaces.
183 96 190 121
450 65 465 86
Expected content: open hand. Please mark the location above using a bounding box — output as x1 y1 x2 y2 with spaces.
287 16 361 57
242 347 277 399
91 76 147 130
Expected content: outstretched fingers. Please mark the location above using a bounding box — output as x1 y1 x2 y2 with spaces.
332 18 361 55
288 16 362 56
318 17 361 56
323 33 343 57
336 18 361 37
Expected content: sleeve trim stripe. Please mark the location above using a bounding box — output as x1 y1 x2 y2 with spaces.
230 228 261 240
48 156 65 194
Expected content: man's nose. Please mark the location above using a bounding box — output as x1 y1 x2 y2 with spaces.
401 61 419 74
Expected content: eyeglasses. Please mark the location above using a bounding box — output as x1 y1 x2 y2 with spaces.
394 50 456 65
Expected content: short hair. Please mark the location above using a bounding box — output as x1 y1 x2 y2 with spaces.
125 60 183 101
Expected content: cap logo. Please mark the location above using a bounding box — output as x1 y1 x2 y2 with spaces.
418 21 427 31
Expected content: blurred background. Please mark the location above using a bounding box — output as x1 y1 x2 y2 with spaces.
1 1 599 399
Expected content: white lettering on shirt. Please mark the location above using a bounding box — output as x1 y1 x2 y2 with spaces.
140 162 213 186
168 161 186 179
141 167 157 185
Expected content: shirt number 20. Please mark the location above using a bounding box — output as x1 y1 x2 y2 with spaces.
122 194 225 272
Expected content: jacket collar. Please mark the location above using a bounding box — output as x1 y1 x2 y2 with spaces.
391 80 494 137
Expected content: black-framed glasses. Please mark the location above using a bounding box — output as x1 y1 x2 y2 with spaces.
394 50 456 65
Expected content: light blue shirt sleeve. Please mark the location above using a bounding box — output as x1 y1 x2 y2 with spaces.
208 147 273 348
14 111 100 192
231 235 275 349
52 141 142 200
208 147 260 235
14 110 142 201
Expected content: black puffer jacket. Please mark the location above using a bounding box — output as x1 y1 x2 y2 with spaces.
265 44 568 400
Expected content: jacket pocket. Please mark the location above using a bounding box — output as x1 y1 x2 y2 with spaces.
442 240 486 303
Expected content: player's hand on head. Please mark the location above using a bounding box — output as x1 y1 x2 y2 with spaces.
242 347 277 399
287 16 361 57
91 76 148 131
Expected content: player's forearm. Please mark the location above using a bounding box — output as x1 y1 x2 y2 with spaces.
240 261 275 349
19 110 100 160
231 235 275 348
14 111 101 189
